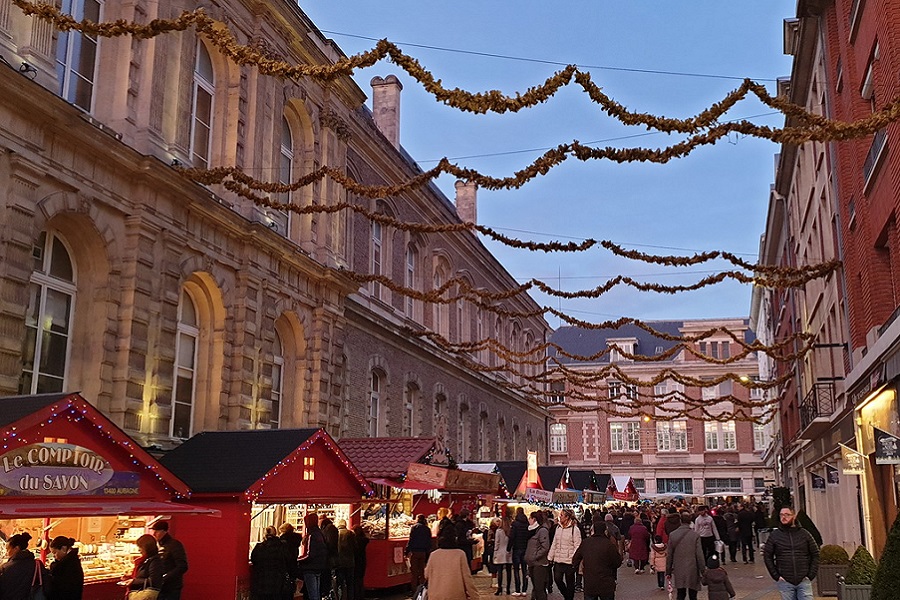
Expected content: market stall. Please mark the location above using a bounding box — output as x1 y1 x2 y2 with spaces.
607 474 641 502
159 428 372 600
0 392 218 600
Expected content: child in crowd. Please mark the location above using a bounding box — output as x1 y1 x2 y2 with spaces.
701 555 735 600
649 534 668 590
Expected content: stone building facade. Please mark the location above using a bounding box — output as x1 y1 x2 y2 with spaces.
0 0 548 457
547 319 771 500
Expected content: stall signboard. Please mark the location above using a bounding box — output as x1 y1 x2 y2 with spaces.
524 488 553 504
445 469 500 493
552 490 578 504
405 463 448 488
583 490 607 504
0 442 140 496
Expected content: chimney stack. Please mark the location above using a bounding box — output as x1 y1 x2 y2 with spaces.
455 180 477 224
370 75 402 148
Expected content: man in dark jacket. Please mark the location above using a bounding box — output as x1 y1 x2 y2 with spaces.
405 514 432 591
279 523 304 559
508 508 533 596
319 516 339 599
763 506 819 600
572 518 622 600
150 521 188 600
335 520 357 600
453 508 478 571
737 504 756 563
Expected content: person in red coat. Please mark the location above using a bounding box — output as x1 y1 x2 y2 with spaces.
628 520 652 573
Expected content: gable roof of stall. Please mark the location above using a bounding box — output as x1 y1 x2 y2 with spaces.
160 428 372 500
338 437 437 481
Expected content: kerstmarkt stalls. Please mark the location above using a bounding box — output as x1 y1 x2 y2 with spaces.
159 428 372 600
0 393 218 600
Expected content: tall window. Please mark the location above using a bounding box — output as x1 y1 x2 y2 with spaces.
368 372 381 437
190 43 215 168
402 382 418 437
753 422 767 450
405 245 417 317
479 412 487 457
702 384 719 401
705 421 719 451
56 0 101 112
657 421 687 452
269 332 284 429
172 290 199 439
433 267 449 337
705 421 737 451
722 420 736 450
458 406 468 461
550 423 567 453
608 380 637 401
371 222 382 300
610 422 640 452
434 393 446 437
272 116 293 235
20 232 76 395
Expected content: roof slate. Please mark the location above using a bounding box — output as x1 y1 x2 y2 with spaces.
159 429 320 493
0 392 75 428
537 466 568 491
337 437 436 479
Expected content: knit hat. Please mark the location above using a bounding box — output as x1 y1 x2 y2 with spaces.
707 556 721 569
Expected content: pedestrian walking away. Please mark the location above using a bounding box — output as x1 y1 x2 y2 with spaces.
572 517 622 600
493 517 514 596
666 512 705 600
701 556 735 600
763 506 819 600
650 535 668 590
424 528 479 600
405 514 432 593
507 507 532 596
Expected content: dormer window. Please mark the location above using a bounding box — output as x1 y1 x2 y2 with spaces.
607 337 637 362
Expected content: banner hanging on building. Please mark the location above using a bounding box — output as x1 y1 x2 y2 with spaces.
873 427 900 465
810 471 826 491
825 464 840 486
839 443 866 475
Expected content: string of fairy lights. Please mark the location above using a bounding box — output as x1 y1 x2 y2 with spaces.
11 1 860 422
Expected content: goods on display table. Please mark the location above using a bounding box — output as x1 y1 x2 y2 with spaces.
0 393 217 600
160 427 372 600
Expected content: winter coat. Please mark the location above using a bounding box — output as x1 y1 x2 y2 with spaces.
762 523 819 585
524 524 550 567
572 531 622 598
280 531 303 559
666 524 705 591
156 533 188 593
132 553 163 592
298 528 329 572
702 566 735 600
650 542 668 573
620 514 636 538
663 513 682 540
250 537 293 598
737 509 755 537
713 515 728 541
724 512 739 543
336 526 357 570
547 523 582 565
321 522 339 569
627 523 651 562
493 528 512 564
48 548 83 600
406 522 432 554
454 517 477 564
423 548 479 600
0 551 54 600
508 514 532 555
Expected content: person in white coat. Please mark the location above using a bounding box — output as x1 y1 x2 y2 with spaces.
493 517 513 596
547 508 582 600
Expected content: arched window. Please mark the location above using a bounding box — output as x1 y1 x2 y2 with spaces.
20 232 76 394
272 116 293 235
434 393 447 437
270 331 284 429
403 382 419 437
56 0 102 112
190 42 215 168
368 371 382 437
371 222 383 300
478 411 488 460
172 290 199 439
458 404 469 462
405 245 418 318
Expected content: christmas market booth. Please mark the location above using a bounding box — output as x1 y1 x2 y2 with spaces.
339 438 499 589
0 393 219 600
159 428 372 600
492 456 577 511
607 474 641 502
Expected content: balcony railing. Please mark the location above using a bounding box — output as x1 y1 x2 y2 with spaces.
799 382 836 431
863 128 887 189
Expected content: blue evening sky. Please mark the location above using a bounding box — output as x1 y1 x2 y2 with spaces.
302 2 796 327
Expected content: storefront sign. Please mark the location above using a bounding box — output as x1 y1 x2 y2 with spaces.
874 427 900 465
848 364 886 407
0 442 125 496
405 463 448 488
524 488 553 504
552 491 578 504
444 469 500 493
810 472 826 492
840 443 866 475
583 490 607 504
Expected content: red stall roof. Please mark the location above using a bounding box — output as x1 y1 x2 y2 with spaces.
160 428 373 503
338 437 438 487
0 392 216 517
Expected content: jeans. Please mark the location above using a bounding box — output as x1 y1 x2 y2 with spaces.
496 563 512 593
740 534 755 562
656 571 666 589
303 571 321 600
700 536 716 561
776 578 814 600
552 563 576 600
528 565 550 600
512 550 528 593
676 589 698 600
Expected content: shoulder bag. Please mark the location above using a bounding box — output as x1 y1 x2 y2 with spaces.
128 570 160 600
30 560 48 600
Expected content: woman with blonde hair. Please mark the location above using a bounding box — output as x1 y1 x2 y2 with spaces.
493 517 513 596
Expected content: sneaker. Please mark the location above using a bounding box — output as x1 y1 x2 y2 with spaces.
635 569 641 574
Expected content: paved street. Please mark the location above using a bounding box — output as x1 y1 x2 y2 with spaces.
379 558 830 600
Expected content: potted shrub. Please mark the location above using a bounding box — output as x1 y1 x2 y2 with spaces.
818 544 850 596
838 545 876 600
871 511 900 600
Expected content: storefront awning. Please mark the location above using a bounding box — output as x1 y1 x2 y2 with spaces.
0 500 220 517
